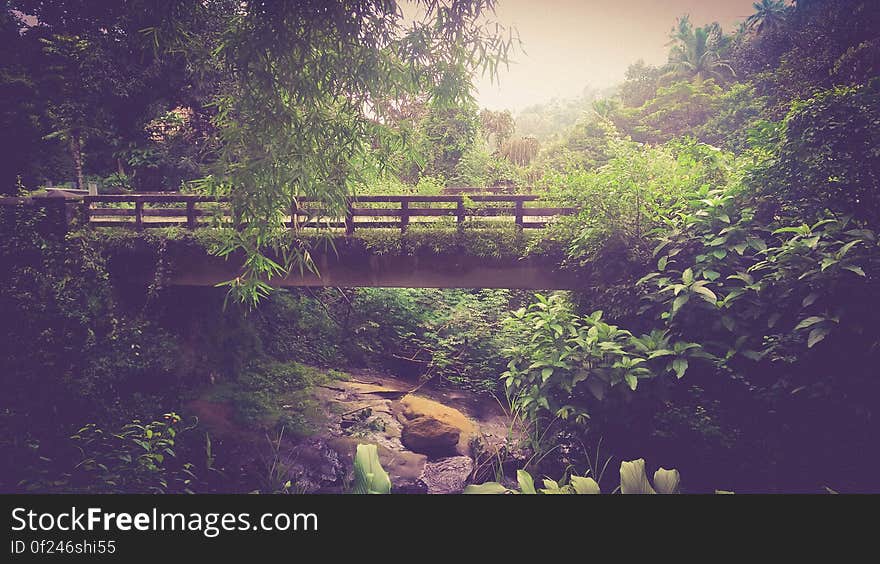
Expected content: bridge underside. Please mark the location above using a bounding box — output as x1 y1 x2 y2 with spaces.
167 251 582 290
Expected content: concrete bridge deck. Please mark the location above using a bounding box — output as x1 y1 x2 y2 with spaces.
165 246 581 289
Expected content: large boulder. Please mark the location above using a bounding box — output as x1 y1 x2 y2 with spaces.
397 394 476 457
400 416 461 456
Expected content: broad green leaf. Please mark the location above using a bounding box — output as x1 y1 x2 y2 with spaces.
810 218 837 231
637 272 660 286
517 469 537 494
351 443 391 494
672 340 700 353
653 468 681 494
540 487 574 494
570 475 601 494
620 459 655 494
672 294 689 316
728 271 754 285
843 265 865 277
748 237 767 252
541 367 553 381
542 478 560 490
653 241 669 257
682 268 694 284
657 256 668 271
692 285 717 304
624 373 638 391
808 326 830 348
773 226 807 235
671 358 688 379
463 482 513 494
794 316 824 331
837 239 861 259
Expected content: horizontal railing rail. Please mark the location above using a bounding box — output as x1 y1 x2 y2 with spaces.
69 194 577 233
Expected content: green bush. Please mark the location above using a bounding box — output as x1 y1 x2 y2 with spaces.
21 413 206 494
752 81 880 224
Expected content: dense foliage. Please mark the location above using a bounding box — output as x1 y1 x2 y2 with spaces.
0 206 530 491
492 0 880 492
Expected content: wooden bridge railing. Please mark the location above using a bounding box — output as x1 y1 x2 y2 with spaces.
80 194 577 234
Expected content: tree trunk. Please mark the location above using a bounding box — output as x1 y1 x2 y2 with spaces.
70 130 84 190
117 157 126 178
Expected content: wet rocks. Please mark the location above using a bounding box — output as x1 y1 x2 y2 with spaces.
420 456 474 494
392 477 429 494
284 438 347 493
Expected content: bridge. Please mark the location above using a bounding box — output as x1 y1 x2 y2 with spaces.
78 193 573 232
1 192 583 289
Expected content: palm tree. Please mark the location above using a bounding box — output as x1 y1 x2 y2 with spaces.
664 16 735 84
746 0 788 34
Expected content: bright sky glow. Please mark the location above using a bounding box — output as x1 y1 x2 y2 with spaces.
474 0 759 111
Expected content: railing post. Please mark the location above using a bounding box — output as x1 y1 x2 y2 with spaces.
400 199 409 233
345 198 354 236
290 199 298 231
515 199 524 232
456 197 465 232
81 198 91 226
134 200 143 230
186 200 196 229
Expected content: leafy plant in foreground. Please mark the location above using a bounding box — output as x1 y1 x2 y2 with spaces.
502 293 705 423
463 458 683 494
349 444 391 495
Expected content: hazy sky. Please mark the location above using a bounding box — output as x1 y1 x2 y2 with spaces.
475 0 759 111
